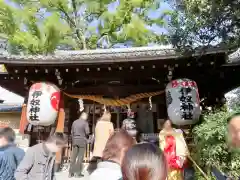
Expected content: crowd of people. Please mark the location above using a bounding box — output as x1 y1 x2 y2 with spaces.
0 127 67 180
0 110 239 180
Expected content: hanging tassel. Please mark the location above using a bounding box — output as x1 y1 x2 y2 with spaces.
127 104 131 118
19 104 28 134
103 104 106 112
78 98 84 112
149 96 152 110
56 99 65 133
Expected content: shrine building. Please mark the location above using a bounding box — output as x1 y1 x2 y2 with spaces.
0 46 239 166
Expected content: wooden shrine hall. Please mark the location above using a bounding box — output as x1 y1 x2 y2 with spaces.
0 46 239 167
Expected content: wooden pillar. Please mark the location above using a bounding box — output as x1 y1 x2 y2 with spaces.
55 95 65 172
92 103 96 133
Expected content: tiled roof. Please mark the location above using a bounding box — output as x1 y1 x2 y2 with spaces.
0 46 228 65
228 48 240 63
0 104 22 112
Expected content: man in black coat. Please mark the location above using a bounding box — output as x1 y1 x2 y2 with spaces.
69 112 90 178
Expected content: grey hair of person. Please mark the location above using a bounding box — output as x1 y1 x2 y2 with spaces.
121 143 167 180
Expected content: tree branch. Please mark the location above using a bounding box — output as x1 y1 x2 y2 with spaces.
70 0 87 49
57 4 75 28
57 3 86 49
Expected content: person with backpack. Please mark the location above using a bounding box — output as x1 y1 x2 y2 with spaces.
0 127 25 180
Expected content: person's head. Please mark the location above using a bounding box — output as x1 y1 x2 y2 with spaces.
121 143 167 180
227 113 240 148
102 129 135 164
80 111 88 121
100 111 111 122
127 111 135 119
163 119 172 130
0 127 16 147
45 132 67 153
121 118 137 138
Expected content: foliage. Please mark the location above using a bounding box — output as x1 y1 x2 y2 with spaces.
0 0 170 54
192 106 240 179
168 0 240 50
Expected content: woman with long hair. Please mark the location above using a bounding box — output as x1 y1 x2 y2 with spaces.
159 119 189 180
121 143 167 180
90 130 135 180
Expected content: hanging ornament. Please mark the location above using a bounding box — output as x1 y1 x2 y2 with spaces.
149 96 152 110
103 104 106 112
165 79 201 125
78 98 84 112
27 82 60 126
127 104 131 117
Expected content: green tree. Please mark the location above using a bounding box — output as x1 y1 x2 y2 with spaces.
192 106 240 179
0 0 169 55
168 0 240 50
0 0 71 54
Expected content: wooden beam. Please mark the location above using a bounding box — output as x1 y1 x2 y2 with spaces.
64 84 164 97
0 82 26 97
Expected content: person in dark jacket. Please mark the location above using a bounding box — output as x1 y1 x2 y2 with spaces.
0 127 25 180
15 132 66 180
69 111 90 178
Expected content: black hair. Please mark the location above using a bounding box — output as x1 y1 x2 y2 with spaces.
227 113 240 124
0 127 16 142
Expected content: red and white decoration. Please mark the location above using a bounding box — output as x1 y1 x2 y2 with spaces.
165 79 201 125
27 82 61 126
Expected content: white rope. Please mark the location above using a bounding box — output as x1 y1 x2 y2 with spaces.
103 104 106 112
126 104 131 117
149 96 152 110
127 104 131 111
78 99 84 111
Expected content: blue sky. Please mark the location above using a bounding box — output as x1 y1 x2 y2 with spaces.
148 2 172 34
